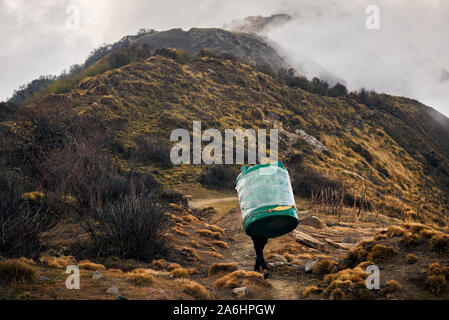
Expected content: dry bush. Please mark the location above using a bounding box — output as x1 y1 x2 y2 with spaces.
382 280 402 294
173 227 189 236
367 244 396 262
323 267 372 299
127 273 154 287
0 171 51 258
150 259 167 270
0 259 36 285
208 263 238 276
180 247 201 261
182 280 211 300
343 245 368 268
420 228 440 239
405 254 419 264
198 165 237 190
386 225 406 237
329 288 345 300
214 270 270 289
213 240 229 249
132 135 173 169
190 240 200 248
196 230 222 240
167 263 182 271
430 234 449 255
39 255 75 269
423 263 449 295
78 260 106 270
205 224 224 234
403 223 427 234
425 275 446 296
312 259 338 275
203 251 224 260
302 286 323 298
356 261 374 269
171 268 190 278
83 194 170 261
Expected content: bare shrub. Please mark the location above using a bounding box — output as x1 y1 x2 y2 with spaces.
198 165 237 190
0 170 50 258
83 195 170 261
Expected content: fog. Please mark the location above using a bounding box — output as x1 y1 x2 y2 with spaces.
1 0 448 116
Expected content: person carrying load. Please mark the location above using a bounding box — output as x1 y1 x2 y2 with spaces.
235 161 299 279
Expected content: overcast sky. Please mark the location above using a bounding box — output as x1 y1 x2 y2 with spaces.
1 0 448 117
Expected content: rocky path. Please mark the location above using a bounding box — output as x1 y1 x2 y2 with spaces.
189 196 382 299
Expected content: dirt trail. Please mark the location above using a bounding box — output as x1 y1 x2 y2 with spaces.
189 197 383 299
191 198 306 299
190 197 238 209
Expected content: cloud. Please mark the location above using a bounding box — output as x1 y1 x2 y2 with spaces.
265 0 449 116
0 0 447 117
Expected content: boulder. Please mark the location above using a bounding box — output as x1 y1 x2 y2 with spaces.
300 216 325 229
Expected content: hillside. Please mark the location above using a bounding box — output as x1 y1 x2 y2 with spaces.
1 37 449 300
10 49 449 224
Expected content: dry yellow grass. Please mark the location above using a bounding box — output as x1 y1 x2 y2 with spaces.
405 254 419 264
78 260 106 270
356 261 374 269
382 280 402 294
302 286 323 297
182 280 211 300
212 240 229 248
190 240 200 248
180 247 201 261
202 251 224 260
0 259 36 285
214 270 270 289
173 227 189 236
422 262 449 295
312 259 338 275
151 259 167 270
329 288 345 300
430 234 449 254
367 244 396 262
171 268 190 278
196 229 222 239
39 254 75 269
127 273 154 287
208 263 238 276
167 263 182 271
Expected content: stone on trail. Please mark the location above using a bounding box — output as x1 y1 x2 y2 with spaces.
300 216 325 229
304 258 319 273
232 287 247 298
106 285 121 296
294 230 327 252
92 271 103 280
270 253 288 263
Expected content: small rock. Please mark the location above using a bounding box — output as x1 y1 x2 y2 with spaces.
300 216 325 229
92 271 103 280
232 287 247 298
106 285 121 296
305 258 319 273
38 275 51 282
147 288 167 295
116 296 128 300
270 254 288 263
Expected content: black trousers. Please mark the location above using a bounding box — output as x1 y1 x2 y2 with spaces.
251 236 268 272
